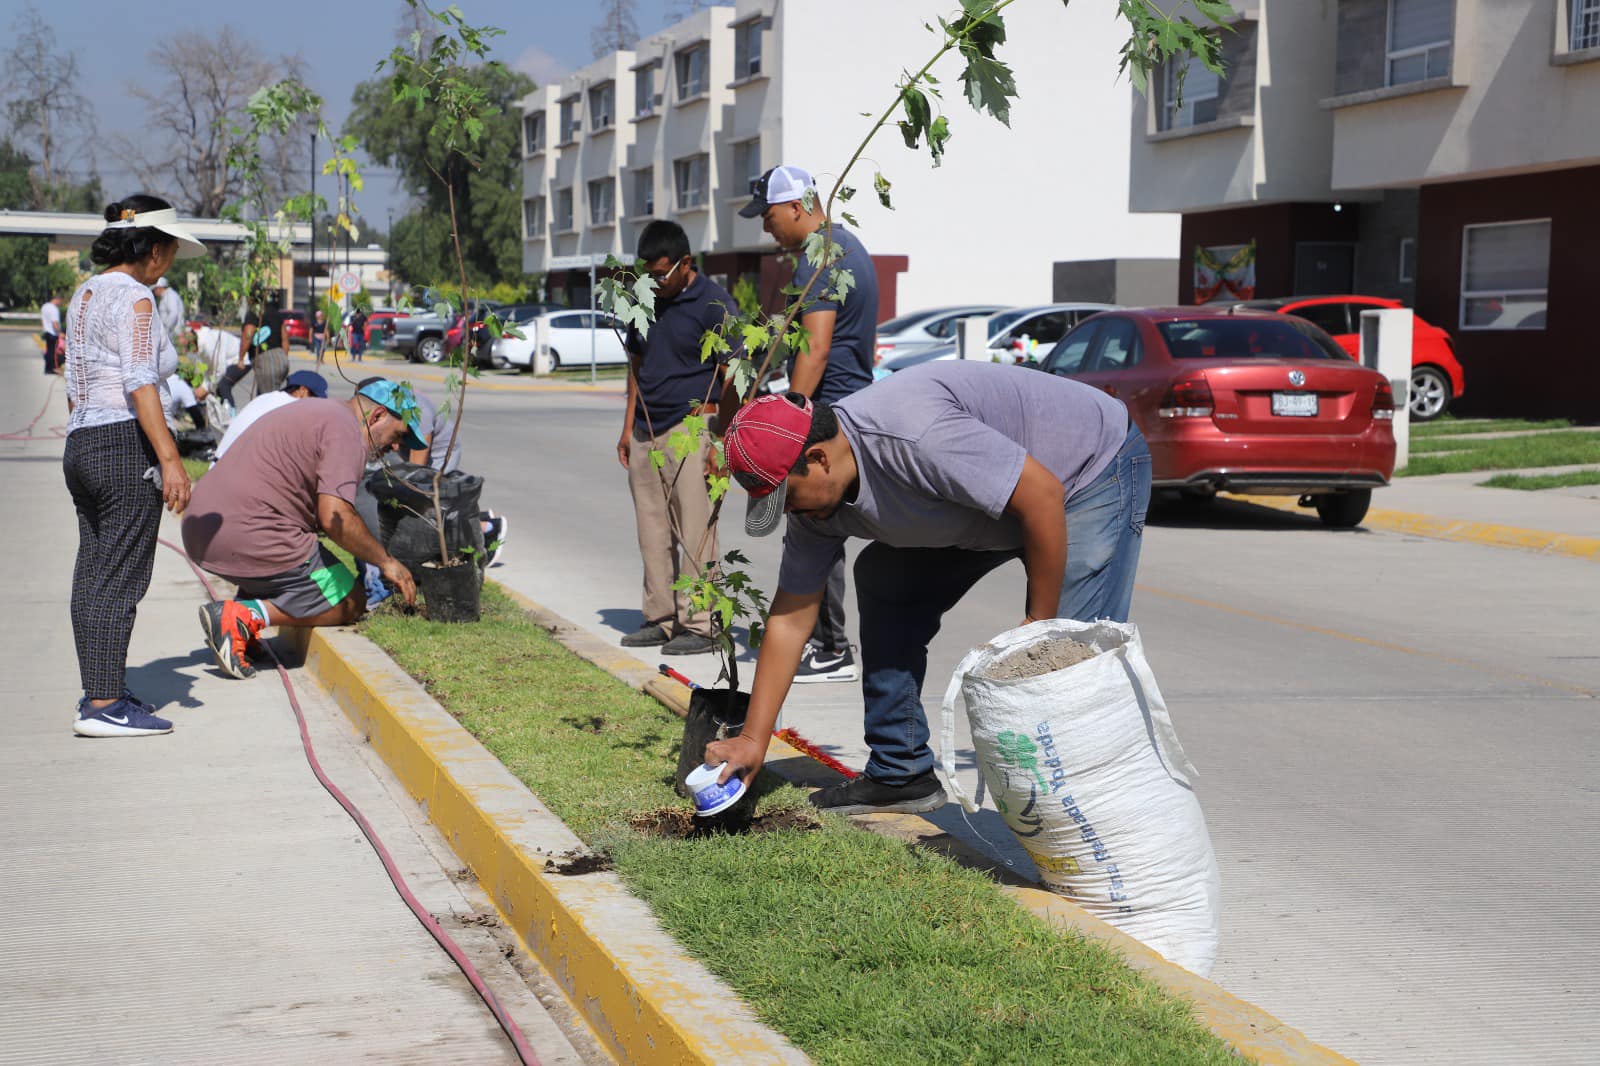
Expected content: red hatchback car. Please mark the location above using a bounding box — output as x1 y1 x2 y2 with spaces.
1039 308 1396 528
1233 295 1465 422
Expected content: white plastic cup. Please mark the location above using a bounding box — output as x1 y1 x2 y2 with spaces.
685 762 748 818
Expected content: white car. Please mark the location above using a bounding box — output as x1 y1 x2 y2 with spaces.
878 303 1120 373
872 305 1011 364
494 309 630 371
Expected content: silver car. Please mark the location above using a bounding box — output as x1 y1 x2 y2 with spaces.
879 303 1120 373
872 305 1010 365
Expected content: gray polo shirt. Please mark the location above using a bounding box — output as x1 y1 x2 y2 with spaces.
777 361 1128 594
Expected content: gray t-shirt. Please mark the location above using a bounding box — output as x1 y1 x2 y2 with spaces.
414 393 460 473
777 361 1128 594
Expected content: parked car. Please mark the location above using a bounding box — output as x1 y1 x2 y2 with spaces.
392 300 502 364
872 305 1010 364
1036 307 1396 528
493 308 629 371
278 309 310 348
1231 295 1466 422
878 304 1119 374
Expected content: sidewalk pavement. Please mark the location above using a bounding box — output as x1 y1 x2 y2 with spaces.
0 347 583 1064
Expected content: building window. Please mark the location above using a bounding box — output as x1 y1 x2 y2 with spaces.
1161 52 1220 130
522 112 545 154
732 138 761 192
588 178 616 226
734 20 763 79
1387 0 1453 86
555 187 574 232
559 97 581 143
523 197 545 239
1398 237 1417 283
1574 0 1600 50
674 154 709 210
675 44 709 100
1460 219 1550 330
634 62 661 117
588 82 614 131
632 167 654 217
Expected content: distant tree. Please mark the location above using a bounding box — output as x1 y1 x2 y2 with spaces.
0 140 86 307
0 3 98 209
591 0 640 58
117 28 311 218
664 0 710 22
345 60 534 287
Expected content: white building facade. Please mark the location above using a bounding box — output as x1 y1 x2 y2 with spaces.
519 0 1178 316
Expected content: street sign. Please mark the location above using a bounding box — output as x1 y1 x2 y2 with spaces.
329 284 344 301
547 253 611 270
337 270 363 293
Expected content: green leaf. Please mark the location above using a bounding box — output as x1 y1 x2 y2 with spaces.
740 322 772 353
841 210 859 228
960 53 1018 127
874 171 894 210
648 449 666 471
928 115 951 167
825 267 856 306
837 184 856 202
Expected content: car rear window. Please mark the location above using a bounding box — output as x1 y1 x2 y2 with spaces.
1157 318 1348 361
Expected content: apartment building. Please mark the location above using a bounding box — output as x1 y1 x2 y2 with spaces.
518 0 1178 321
1130 0 1600 419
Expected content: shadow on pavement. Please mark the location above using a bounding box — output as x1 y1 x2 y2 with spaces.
1147 493 1374 534
127 648 215 710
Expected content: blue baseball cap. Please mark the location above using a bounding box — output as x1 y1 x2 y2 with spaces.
356 379 428 452
284 370 328 398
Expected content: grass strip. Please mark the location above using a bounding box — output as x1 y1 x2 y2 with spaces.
1413 417 1572 438
1399 431 1600 477
357 584 1240 1065
1479 470 1600 491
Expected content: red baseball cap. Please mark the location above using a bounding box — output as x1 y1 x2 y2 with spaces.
725 392 814 536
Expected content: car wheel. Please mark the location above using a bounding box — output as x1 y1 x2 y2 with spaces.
1315 489 1371 529
417 336 444 364
1409 365 1450 422
546 349 561 372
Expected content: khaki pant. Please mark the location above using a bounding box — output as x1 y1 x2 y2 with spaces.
628 424 718 638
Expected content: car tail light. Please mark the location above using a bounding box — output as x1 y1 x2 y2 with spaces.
1371 378 1395 421
1158 374 1214 419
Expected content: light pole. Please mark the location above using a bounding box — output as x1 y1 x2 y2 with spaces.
386 208 394 306
308 131 316 317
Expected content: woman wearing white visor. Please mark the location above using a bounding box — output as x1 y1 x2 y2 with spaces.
62 194 206 737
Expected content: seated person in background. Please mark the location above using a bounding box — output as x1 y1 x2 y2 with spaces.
164 373 209 431
214 370 328 460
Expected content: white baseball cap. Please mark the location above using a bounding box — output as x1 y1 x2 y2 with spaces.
739 165 816 218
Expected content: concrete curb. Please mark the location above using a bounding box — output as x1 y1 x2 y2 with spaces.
1233 492 1600 561
494 587 1355 1066
281 623 808 1066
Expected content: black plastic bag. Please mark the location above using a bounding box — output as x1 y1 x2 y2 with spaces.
367 461 485 573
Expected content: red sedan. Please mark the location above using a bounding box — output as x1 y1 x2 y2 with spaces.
1039 308 1396 528
1233 295 1465 422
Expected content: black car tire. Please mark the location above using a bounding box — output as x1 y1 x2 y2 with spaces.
1315 489 1371 529
417 336 444 364
1409 365 1451 422
546 349 560 372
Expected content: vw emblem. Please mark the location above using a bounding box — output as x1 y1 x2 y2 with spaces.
1288 370 1306 387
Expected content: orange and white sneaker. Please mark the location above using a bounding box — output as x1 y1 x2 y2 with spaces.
198 600 265 679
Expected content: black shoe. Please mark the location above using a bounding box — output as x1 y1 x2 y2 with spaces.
620 623 670 648
809 770 947 816
793 642 858 684
483 513 508 566
661 631 718 655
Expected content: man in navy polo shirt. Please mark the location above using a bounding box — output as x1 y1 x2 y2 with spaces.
734 164 879 684
617 220 743 655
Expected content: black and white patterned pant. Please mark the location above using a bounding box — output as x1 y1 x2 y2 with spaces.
63 420 162 699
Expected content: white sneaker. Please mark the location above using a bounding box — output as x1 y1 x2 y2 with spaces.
793 642 858 684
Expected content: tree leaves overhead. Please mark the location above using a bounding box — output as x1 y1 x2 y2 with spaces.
1116 0 1232 95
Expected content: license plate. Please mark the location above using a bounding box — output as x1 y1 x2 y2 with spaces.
1271 392 1318 417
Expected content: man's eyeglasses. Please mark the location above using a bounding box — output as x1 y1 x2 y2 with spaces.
646 259 684 284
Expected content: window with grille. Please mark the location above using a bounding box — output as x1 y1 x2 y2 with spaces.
675 44 708 99
555 188 574 232
523 197 545 238
632 168 654 217
1574 0 1600 50
1460 219 1550 330
588 83 614 131
634 63 661 117
1387 0 1453 86
588 178 615 225
559 97 581 143
732 138 761 192
1160 52 1220 130
734 20 763 79
523 112 544 154
674 155 708 210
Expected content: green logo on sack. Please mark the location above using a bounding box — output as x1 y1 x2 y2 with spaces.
996 731 1047 792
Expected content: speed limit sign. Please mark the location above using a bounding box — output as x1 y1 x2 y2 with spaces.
337 270 363 293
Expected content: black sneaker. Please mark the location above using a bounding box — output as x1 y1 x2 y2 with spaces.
483 513 508 567
620 623 670 648
793 642 858 684
661 631 718 656
809 770 947 816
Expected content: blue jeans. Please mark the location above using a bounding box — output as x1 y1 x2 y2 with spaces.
854 423 1151 784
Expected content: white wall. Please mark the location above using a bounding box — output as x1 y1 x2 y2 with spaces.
772 0 1179 309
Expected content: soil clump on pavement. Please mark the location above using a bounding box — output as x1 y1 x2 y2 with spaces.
981 637 1099 681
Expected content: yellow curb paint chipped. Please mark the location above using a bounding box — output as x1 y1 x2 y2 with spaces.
1230 492 1600 562
284 624 808 1065
498 588 1356 1065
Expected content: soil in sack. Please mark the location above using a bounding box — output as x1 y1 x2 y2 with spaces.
417 559 481 623
980 637 1099 681
674 687 756 832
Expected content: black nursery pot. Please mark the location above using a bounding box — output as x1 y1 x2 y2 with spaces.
416 560 482 623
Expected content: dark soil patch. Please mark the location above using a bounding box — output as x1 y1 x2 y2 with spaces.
630 806 822 839
545 849 614 876
452 911 500 928
981 637 1098 681
449 866 474 883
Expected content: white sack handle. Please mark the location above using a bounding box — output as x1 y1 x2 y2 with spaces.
940 642 992 814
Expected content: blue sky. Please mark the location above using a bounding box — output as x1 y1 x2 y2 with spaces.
37 0 683 227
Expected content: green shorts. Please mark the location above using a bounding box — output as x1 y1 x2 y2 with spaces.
228 544 357 620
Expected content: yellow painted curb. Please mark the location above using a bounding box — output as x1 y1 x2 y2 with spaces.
282 624 807 1065
1232 493 1600 561
286 352 623 395
505 592 1354 1065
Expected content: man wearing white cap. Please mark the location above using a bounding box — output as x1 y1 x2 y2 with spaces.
735 164 880 684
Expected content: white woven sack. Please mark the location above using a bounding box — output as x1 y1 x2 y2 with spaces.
940 618 1221 976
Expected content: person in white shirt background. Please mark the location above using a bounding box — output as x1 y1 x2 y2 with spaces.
40 294 63 374
152 277 185 349
213 370 329 460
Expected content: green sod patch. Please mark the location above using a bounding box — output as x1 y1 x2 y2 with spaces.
1413 417 1572 438
357 584 1240 1065
1399 431 1600 477
1479 470 1600 491
183 458 210 483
